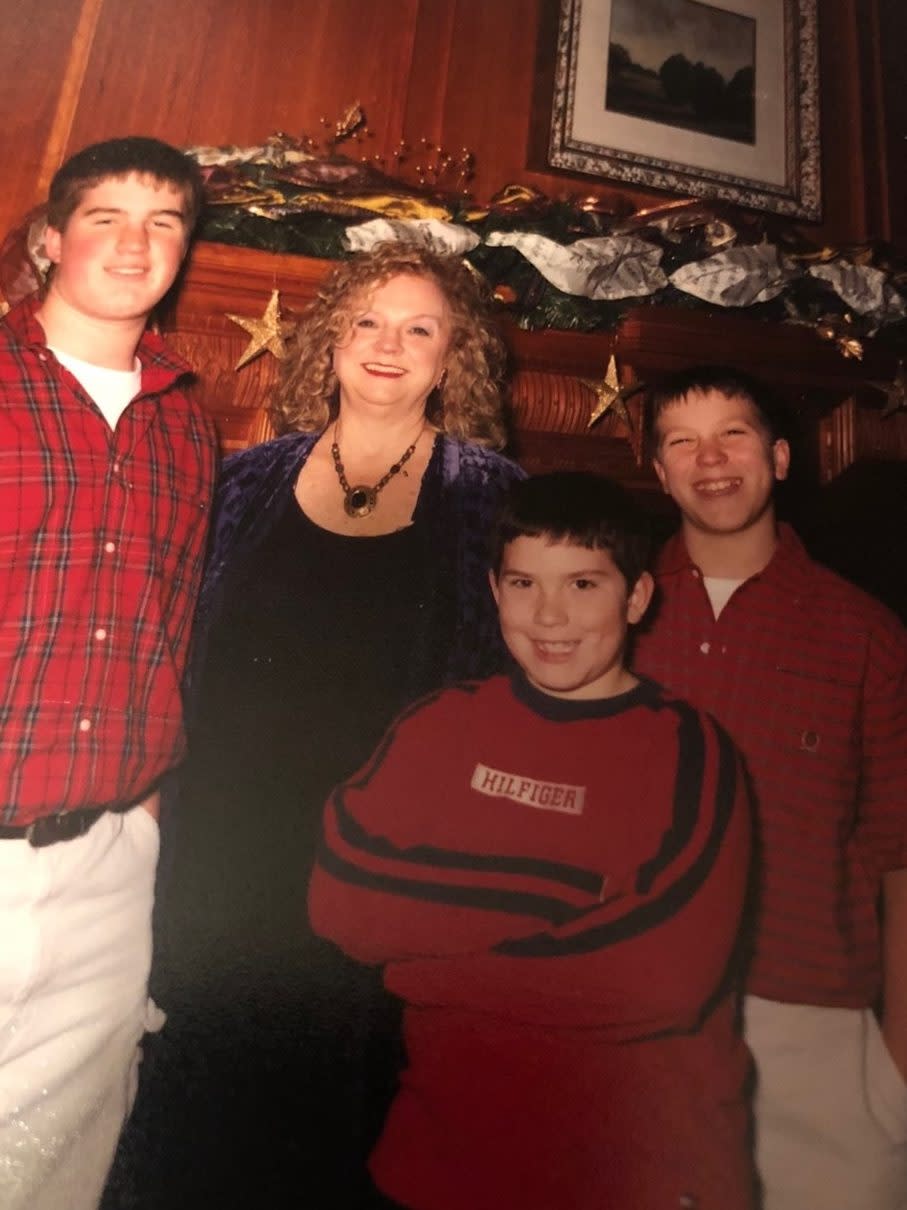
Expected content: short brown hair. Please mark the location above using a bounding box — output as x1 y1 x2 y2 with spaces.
645 365 790 458
272 243 508 448
489 472 652 591
47 136 204 233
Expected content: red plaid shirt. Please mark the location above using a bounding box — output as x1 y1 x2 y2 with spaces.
634 525 907 1008
0 295 217 825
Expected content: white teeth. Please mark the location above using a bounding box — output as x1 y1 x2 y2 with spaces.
696 478 738 494
363 363 404 374
536 641 576 652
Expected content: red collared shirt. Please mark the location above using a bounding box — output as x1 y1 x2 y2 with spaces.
0 295 217 825
634 524 907 1008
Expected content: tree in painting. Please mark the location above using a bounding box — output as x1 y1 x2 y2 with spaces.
606 0 756 145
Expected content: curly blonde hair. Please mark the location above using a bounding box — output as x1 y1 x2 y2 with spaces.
271 243 508 448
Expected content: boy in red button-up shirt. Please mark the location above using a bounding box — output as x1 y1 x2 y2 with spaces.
0 137 216 1210
635 366 907 1210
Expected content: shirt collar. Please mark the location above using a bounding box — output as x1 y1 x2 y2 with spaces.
5 291 192 388
662 522 807 573
509 664 659 721
655 522 810 588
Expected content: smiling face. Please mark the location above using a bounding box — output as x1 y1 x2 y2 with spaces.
490 536 653 701
332 273 451 419
653 389 790 544
42 172 190 325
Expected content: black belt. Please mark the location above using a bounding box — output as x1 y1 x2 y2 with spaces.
0 802 132 848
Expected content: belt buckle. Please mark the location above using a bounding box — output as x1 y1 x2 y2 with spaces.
25 814 59 848
26 810 90 848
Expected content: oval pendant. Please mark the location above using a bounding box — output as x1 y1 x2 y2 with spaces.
344 485 377 518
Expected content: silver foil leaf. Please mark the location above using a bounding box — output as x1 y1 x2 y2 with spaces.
344 218 479 255
484 232 667 299
808 262 906 322
670 245 794 307
185 142 316 167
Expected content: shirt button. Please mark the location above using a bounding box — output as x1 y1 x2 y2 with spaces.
104 541 116 553
699 641 710 654
112 462 121 474
78 718 92 733
94 628 107 641
691 569 701 579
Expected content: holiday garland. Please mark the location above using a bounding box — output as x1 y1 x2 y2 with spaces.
186 129 907 380
1 118 903 412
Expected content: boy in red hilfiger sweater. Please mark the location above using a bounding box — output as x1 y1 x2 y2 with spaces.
309 472 755 1210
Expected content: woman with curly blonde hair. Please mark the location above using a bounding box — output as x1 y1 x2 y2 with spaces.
152 243 524 1208
272 241 507 448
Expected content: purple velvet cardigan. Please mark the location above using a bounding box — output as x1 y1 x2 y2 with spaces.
189 431 525 704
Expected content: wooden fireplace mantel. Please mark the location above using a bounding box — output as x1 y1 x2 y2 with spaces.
160 241 907 492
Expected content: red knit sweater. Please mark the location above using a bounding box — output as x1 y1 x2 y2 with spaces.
310 673 754 1210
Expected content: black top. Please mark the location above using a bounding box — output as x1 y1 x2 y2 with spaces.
196 501 432 799
166 497 439 999
134 498 434 1208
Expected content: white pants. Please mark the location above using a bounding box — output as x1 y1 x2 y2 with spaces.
746 995 907 1210
0 807 163 1210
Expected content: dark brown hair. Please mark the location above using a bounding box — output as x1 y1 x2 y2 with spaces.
645 364 790 457
47 136 204 233
489 472 652 590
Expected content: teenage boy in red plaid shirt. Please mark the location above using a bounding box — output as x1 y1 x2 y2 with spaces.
0 137 216 1210
635 366 907 1210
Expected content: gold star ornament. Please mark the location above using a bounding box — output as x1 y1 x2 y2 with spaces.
581 355 635 431
226 289 295 370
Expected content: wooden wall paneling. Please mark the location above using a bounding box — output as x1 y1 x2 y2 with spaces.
403 0 458 153
816 394 907 485
501 322 643 484
160 241 334 451
615 306 891 390
34 0 105 197
62 0 217 150
850 0 892 239
816 0 879 244
819 396 907 480
0 0 85 243
819 396 858 484
856 408 907 464
426 0 540 196
434 0 662 215
876 0 907 247
63 0 422 161
4 0 901 256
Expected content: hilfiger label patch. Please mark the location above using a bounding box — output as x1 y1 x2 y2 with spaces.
470 763 585 815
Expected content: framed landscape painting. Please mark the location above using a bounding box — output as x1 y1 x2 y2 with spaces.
548 0 821 220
